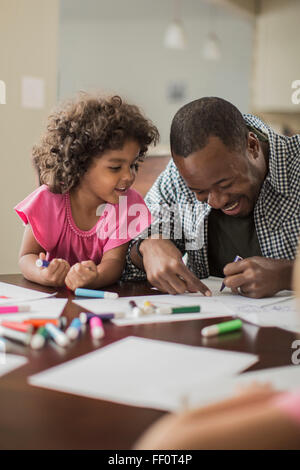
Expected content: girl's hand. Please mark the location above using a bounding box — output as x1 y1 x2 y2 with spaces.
65 260 98 291
234 381 278 398
38 253 70 287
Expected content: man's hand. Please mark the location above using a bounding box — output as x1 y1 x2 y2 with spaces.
65 260 98 291
223 256 293 298
38 253 70 287
139 239 211 296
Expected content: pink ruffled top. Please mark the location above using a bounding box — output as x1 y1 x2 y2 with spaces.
15 185 151 266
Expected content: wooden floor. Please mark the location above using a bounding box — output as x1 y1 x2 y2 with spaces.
132 155 170 197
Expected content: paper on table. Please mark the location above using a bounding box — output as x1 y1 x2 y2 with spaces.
237 299 300 333
0 282 56 305
73 294 232 326
29 336 258 411
152 276 293 304
0 353 27 377
186 364 300 410
73 276 293 326
0 298 68 322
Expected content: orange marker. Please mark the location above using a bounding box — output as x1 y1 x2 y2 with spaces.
0 321 33 334
24 317 67 329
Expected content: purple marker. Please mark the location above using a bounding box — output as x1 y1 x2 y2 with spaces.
220 255 243 292
79 312 125 324
36 259 50 268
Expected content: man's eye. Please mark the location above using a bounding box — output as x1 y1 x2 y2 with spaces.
219 183 232 190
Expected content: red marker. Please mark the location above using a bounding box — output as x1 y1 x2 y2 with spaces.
0 321 33 334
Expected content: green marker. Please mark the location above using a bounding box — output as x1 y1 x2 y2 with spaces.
201 319 242 337
156 305 201 315
30 326 50 350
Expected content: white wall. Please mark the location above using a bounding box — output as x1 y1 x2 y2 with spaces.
58 0 254 146
253 0 300 112
0 0 59 273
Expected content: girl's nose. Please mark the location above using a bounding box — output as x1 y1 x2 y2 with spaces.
120 167 136 186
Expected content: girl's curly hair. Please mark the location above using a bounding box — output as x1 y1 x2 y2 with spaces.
33 94 159 193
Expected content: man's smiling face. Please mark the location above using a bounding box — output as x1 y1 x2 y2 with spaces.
173 134 268 217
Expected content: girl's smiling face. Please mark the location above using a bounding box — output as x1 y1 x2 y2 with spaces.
77 140 141 205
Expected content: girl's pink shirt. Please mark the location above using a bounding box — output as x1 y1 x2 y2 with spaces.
15 185 152 266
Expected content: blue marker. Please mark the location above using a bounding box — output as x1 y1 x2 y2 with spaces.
45 323 69 348
220 255 243 292
36 259 50 268
74 288 119 299
66 318 82 340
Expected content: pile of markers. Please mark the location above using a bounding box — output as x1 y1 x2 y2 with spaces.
0 292 203 352
0 305 107 352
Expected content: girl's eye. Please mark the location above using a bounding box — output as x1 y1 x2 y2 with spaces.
109 167 121 171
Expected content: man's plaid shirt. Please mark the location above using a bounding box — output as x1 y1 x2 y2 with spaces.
123 114 300 281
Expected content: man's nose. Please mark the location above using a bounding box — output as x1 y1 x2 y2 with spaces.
207 190 228 209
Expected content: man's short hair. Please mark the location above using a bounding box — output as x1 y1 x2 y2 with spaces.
170 97 248 157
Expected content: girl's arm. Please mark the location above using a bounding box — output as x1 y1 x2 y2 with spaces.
19 225 69 287
94 242 129 287
65 242 129 290
135 387 300 450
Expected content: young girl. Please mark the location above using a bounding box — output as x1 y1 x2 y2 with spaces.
15 94 159 289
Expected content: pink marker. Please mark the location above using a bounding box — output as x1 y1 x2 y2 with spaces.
90 316 105 339
0 305 30 314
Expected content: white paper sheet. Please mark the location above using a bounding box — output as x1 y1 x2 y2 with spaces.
29 336 258 411
0 282 56 305
186 365 300 410
0 298 68 322
73 276 293 326
73 294 232 326
152 277 293 303
0 352 27 377
237 299 300 333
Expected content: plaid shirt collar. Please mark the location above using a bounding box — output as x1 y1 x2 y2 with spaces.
244 114 291 198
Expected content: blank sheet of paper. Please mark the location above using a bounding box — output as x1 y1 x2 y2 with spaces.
0 298 68 322
29 336 258 411
0 353 27 377
187 364 300 409
0 282 56 305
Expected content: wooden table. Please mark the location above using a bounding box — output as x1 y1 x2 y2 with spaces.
0 274 298 450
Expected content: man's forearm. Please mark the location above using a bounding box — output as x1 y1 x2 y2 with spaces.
129 236 176 271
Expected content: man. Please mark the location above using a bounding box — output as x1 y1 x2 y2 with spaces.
124 97 300 298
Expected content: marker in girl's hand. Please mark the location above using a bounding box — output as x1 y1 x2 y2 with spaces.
36 259 50 268
220 255 243 292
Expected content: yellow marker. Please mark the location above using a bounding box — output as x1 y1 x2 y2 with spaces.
143 301 155 315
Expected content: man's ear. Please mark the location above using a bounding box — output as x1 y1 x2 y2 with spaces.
247 132 260 160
